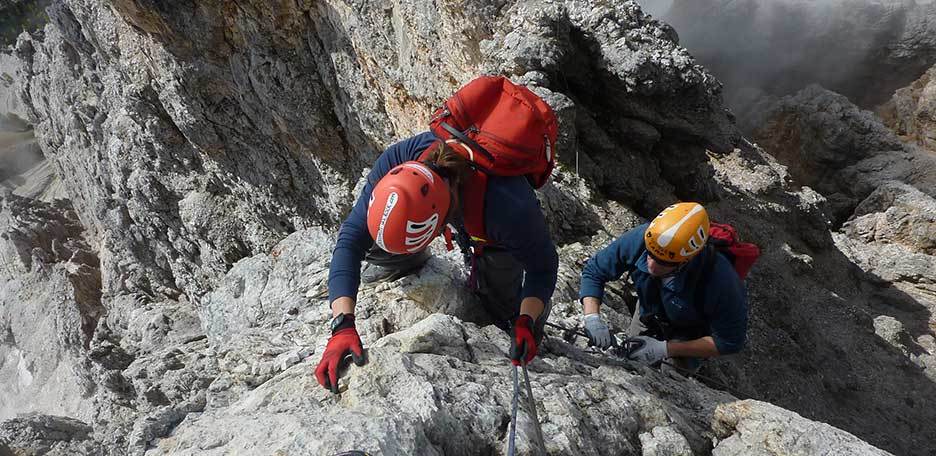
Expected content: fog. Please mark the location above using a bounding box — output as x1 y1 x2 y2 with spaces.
639 0 936 121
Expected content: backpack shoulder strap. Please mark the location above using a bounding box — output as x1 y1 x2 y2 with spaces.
689 244 718 316
461 170 488 243
419 141 489 249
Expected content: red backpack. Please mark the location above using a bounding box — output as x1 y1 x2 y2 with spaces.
419 76 559 246
707 222 760 280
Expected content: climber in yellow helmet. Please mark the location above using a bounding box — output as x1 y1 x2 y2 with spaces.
578 202 749 373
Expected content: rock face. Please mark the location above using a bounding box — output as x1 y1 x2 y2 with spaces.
753 84 936 223
833 182 936 381
2 49 62 203
2 0 934 455
153 245 735 455
748 68 936 456
0 414 100 455
880 63 936 149
14 0 741 306
0 192 101 420
661 0 936 110
1 52 27 118
712 400 894 456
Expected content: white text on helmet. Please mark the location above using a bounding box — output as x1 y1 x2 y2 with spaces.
375 192 399 252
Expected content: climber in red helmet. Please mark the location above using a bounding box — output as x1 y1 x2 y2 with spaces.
313 76 561 394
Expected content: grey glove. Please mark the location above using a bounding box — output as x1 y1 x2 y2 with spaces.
624 336 668 365
583 313 612 349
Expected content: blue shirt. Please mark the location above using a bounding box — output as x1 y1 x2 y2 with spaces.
579 223 748 354
328 132 559 306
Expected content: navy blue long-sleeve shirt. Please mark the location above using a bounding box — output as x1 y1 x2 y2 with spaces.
328 131 559 306
578 223 748 354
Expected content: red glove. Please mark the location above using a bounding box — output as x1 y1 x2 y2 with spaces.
509 315 537 366
314 327 366 393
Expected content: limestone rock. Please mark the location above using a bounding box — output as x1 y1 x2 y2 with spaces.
0 414 100 456
835 181 936 300
880 63 936 149
639 425 693 456
845 181 936 256
713 400 895 456
0 1 932 455
484 0 739 152
13 0 741 306
833 181 936 382
151 303 734 455
753 84 936 223
0 192 101 421
0 52 26 119
873 315 906 352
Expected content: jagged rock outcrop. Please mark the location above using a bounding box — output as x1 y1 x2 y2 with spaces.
3 0 935 455
661 0 936 110
15 0 741 307
0 414 100 455
753 84 936 223
711 400 894 456
0 52 26 118
689 144 936 456
879 63 936 149
152 228 737 455
0 191 101 420
747 72 936 455
2 49 62 202
833 181 936 381
139 221 891 456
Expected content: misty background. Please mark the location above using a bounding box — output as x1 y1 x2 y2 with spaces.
1 0 50 195
639 0 936 132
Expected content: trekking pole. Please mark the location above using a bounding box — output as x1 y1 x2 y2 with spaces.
521 361 547 455
508 364 520 456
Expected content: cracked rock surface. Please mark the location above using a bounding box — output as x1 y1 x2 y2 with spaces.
0 0 933 455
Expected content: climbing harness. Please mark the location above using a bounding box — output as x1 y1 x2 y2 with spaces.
508 361 547 456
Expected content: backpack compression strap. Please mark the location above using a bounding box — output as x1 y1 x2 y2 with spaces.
437 121 497 165
418 143 490 249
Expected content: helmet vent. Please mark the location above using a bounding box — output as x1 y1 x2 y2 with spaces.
421 183 430 196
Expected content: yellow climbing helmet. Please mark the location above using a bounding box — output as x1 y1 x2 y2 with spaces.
644 202 711 264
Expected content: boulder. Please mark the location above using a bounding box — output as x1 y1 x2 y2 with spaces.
879 63 936 149
712 400 894 456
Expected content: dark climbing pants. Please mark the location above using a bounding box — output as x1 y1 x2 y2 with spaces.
366 246 550 341
470 247 551 343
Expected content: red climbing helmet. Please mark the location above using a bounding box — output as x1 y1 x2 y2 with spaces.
367 161 451 254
